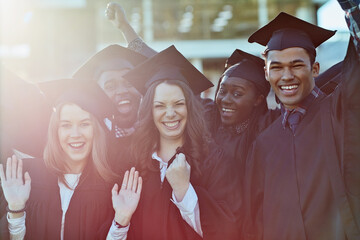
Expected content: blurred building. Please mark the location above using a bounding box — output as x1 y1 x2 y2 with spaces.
0 0 349 98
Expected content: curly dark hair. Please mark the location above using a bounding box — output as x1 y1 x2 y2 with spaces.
130 79 211 177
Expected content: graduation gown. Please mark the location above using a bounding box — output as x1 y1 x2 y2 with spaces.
242 39 360 240
127 142 240 240
1 158 115 240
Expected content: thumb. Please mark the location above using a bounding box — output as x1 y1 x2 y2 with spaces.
112 183 119 196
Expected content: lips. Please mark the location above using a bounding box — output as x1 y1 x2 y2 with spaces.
220 107 236 118
68 142 85 150
279 84 299 96
116 98 133 114
162 120 180 130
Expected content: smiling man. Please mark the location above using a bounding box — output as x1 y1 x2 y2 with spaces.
73 45 146 138
242 2 360 239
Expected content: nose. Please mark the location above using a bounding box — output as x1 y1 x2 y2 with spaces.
165 107 176 118
70 126 81 137
281 67 294 81
221 93 232 104
115 85 129 95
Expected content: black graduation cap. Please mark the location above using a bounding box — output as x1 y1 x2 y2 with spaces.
248 12 336 56
37 78 118 123
222 49 270 96
73 44 147 82
225 49 263 70
123 45 214 95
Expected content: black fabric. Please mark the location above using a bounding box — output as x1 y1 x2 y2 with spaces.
248 12 336 50
242 39 360 240
72 44 147 82
127 142 240 240
315 61 344 95
0 158 115 240
37 79 118 126
123 45 213 95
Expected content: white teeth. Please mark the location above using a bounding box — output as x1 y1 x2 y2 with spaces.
281 85 298 90
69 143 84 148
222 108 235 112
118 100 130 105
164 121 179 127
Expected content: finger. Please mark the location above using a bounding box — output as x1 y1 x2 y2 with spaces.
132 171 139 192
112 183 119 196
6 157 11 179
177 153 186 165
0 164 6 183
24 172 31 189
127 167 135 190
136 177 142 195
11 155 17 179
17 159 23 181
121 170 129 190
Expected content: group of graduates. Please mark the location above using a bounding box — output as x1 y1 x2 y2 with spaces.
0 0 359 239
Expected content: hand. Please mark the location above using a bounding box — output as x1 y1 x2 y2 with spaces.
165 153 191 202
0 155 31 218
105 2 129 29
112 167 142 226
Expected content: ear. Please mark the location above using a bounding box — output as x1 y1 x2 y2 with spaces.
312 62 320 78
264 66 270 82
254 94 265 107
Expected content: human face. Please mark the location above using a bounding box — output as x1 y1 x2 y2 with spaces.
265 47 319 110
58 104 94 173
216 76 262 126
97 69 141 127
153 82 188 144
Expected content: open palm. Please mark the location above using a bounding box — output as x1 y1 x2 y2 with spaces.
112 167 142 226
0 155 31 210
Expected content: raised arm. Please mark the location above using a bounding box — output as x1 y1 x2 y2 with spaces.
105 2 158 58
338 0 360 56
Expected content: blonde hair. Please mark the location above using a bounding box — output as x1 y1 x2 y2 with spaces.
43 102 117 187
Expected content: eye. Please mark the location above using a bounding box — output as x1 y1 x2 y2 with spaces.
80 122 91 127
233 91 243 97
270 65 281 70
60 123 71 129
104 82 116 91
293 64 303 69
154 104 164 109
176 102 185 106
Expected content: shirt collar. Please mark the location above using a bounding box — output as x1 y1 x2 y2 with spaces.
281 85 324 129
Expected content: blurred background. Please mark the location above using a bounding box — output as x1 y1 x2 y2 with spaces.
0 0 349 98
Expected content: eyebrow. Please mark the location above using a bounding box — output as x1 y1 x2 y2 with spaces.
270 59 305 65
154 98 185 104
221 82 246 90
59 118 91 122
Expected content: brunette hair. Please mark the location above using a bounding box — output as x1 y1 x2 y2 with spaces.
43 102 117 187
131 79 211 177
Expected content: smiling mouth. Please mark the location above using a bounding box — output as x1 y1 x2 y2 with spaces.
280 84 299 90
118 99 131 106
69 142 85 149
222 108 235 113
163 121 180 129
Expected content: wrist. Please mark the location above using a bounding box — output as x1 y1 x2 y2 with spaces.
173 182 190 202
114 212 131 226
8 204 26 212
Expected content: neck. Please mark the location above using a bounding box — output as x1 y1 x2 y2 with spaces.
158 137 184 162
65 159 88 174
